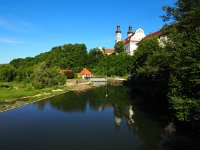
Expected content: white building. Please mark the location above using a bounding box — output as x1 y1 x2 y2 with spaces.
115 25 146 55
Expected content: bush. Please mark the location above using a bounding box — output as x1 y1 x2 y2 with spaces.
32 80 44 89
31 62 66 89
0 64 16 82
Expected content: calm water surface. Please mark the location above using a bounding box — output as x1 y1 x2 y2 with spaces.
0 85 199 150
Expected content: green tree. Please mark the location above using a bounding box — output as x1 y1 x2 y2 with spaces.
31 62 66 89
0 64 16 82
128 0 200 125
10 57 34 81
128 37 170 97
9 43 89 82
161 0 200 123
88 48 103 69
114 41 125 53
55 44 88 72
93 53 133 77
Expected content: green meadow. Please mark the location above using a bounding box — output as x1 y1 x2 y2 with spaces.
0 82 66 102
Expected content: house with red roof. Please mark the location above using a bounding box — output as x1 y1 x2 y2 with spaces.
142 30 167 47
142 31 162 40
103 48 115 55
78 68 93 79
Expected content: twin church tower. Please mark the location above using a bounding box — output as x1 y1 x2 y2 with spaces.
115 25 146 55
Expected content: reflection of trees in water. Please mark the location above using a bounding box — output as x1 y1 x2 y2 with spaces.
129 98 179 150
34 100 46 111
43 86 137 130
33 85 199 150
45 85 131 113
48 92 88 112
133 110 164 150
45 85 138 131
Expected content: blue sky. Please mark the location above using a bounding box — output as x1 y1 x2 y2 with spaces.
0 0 176 64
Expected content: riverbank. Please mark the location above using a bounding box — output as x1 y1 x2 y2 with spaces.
0 81 94 112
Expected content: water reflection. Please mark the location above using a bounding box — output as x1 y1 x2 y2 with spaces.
46 85 131 113
127 105 135 125
30 85 200 150
38 85 138 130
43 85 146 149
34 100 46 111
33 85 200 150
113 104 122 127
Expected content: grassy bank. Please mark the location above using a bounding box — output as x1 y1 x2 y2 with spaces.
1 82 48 102
0 81 93 112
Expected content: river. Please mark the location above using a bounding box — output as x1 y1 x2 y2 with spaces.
0 85 199 150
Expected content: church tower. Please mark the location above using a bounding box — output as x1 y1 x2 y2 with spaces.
127 25 133 37
115 25 121 43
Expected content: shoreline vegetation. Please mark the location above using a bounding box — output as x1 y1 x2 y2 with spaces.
0 80 94 112
0 0 199 130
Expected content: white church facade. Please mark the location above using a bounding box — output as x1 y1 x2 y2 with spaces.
115 25 146 55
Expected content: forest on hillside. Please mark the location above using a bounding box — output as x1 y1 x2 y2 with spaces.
0 43 133 89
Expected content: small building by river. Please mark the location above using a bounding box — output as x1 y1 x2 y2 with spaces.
78 68 93 79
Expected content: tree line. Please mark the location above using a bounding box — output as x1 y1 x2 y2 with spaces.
126 0 200 128
0 43 133 88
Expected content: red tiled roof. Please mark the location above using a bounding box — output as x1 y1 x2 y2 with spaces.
79 68 93 75
122 33 138 44
121 40 126 44
142 31 162 40
123 37 131 44
104 48 115 54
60 70 73 73
125 39 140 43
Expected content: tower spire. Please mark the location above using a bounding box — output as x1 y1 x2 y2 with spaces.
115 24 122 43
127 24 133 37
116 24 121 33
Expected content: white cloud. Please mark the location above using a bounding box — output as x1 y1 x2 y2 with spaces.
0 37 24 44
0 16 35 33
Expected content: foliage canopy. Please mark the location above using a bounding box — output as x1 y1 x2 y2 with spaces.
128 0 200 125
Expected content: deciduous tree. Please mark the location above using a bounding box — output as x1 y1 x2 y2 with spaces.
114 41 125 53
